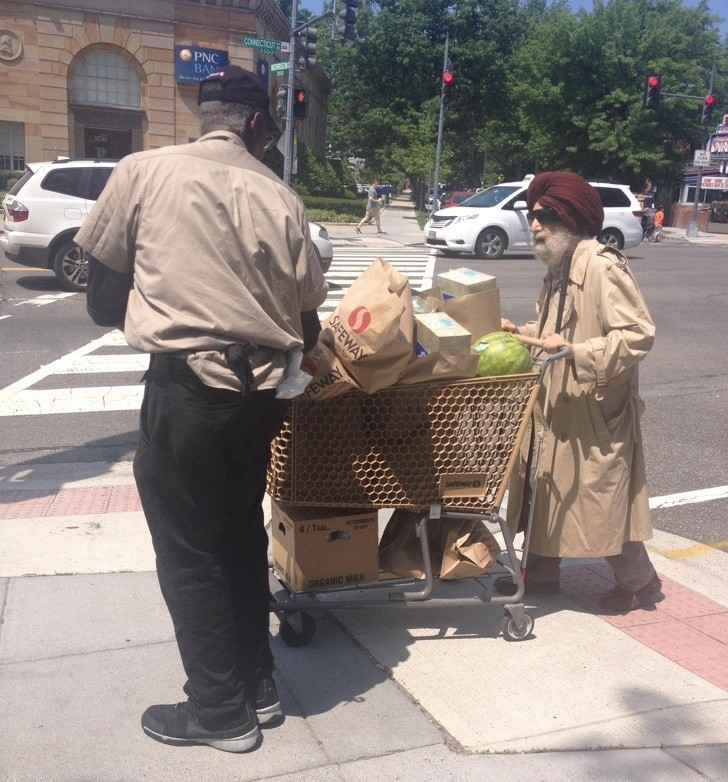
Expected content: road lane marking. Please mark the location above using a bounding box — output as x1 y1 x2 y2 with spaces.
662 540 728 559
15 292 75 307
649 485 728 509
0 385 144 415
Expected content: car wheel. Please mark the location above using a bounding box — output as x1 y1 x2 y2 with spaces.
597 228 624 249
475 228 507 259
53 240 88 292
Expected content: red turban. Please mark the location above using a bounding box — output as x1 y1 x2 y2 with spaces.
526 172 604 237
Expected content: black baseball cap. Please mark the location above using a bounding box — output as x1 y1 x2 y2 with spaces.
198 65 278 131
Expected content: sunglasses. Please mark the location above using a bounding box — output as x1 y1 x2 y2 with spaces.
526 207 561 224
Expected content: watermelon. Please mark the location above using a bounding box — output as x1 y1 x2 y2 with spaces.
471 331 532 377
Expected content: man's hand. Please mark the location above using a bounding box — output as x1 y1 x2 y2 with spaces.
541 333 574 357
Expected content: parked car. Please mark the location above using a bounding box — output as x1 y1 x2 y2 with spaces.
2 157 334 290
2 158 117 291
310 221 333 273
440 189 477 208
424 176 644 259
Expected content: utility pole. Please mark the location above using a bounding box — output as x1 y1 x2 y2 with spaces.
282 0 299 187
687 60 717 238
431 33 449 214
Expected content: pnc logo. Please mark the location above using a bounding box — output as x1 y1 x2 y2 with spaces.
347 306 372 333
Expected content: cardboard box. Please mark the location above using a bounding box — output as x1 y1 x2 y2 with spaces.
271 501 379 593
414 312 472 356
437 268 497 299
417 286 501 344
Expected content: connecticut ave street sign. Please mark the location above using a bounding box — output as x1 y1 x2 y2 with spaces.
242 36 290 54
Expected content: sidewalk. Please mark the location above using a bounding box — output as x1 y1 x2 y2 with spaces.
1 460 726 781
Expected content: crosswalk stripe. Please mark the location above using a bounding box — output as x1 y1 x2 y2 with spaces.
0 250 434 415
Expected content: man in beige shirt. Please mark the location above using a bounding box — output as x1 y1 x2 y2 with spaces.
77 65 327 752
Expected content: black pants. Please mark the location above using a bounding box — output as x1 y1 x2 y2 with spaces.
133 355 287 727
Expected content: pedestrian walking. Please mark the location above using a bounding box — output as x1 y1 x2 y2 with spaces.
497 171 663 613
356 180 387 234
76 65 328 752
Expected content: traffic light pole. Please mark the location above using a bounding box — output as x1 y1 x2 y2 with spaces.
431 33 449 214
282 5 336 187
686 61 716 238
282 0 299 187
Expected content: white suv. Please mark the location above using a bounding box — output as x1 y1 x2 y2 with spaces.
424 176 644 259
2 157 333 291
2 158 117 291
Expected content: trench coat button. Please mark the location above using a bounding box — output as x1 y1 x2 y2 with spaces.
559 434 568 442
561 392 571 403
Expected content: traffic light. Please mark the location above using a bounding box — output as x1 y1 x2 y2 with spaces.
292 86 308 120
276 84 288 118
702 93 716 125
338 0 359 43
298 26 317 70
442 71 455 103
643 73 661 110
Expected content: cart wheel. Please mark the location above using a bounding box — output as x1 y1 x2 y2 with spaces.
500 612 534 642
279 612 316 647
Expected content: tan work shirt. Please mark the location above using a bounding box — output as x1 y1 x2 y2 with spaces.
75 131 328 391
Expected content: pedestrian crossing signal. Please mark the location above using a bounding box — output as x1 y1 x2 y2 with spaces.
293 87 308 120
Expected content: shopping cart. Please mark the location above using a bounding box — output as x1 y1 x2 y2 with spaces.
266 351 566 646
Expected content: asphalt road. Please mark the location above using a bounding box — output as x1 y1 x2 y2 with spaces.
1 240 726 550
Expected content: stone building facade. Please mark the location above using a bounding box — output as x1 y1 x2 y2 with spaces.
0 0 329 169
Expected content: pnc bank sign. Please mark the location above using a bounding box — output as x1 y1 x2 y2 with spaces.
174 46 229 83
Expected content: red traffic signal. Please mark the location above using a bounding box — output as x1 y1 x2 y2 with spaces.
643 72 661 110
442 70 455 102
702 93 716 125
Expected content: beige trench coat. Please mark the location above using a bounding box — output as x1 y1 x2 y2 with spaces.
506 239 655 558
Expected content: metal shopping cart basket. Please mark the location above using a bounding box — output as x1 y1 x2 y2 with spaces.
266 353 565 646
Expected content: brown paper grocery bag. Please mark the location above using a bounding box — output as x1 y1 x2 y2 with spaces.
378 509 437 580
397 352 478 386
439 518 501 580
324 258 414 393
302 331 359 400
379 511 500 580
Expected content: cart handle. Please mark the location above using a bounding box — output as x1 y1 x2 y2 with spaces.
537 347 571 384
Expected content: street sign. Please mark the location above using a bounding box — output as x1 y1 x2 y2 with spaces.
270 61 290 73
242 36 290 54
693 149 711 167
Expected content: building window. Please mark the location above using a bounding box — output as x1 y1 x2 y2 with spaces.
0 121 25 170
70 50 141 108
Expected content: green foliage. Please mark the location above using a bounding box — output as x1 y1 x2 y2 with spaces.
321 0 727 197
295 143 343 197
0 171 21 192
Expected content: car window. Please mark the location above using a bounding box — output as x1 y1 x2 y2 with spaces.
460 185 521 208
41 168 85 198
596 187 630 208
88 167 115 201
7 169 34 196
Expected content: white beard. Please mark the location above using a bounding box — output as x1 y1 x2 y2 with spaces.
533 226 580 266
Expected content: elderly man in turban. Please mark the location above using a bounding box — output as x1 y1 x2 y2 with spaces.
496 172 662 613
